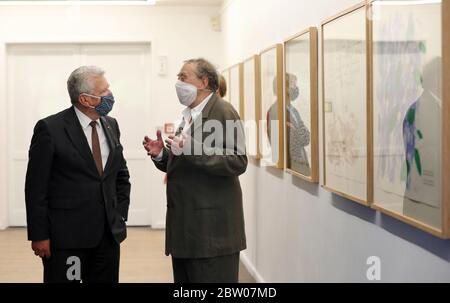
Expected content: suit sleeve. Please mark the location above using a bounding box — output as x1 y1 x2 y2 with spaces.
183 106 248 177
25 120 54 241
152 147 170 173
113 119 131 221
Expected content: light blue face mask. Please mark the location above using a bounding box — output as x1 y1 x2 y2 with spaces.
82 93 115 116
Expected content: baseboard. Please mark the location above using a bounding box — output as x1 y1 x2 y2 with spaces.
240 252 265 283
150 221 166 230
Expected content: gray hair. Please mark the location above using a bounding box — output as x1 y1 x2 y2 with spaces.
67 66 105 104
184 58 219 93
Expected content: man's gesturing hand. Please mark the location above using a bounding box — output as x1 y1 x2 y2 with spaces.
143 130 164 157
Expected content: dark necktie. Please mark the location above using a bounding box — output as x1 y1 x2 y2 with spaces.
90 121 103 176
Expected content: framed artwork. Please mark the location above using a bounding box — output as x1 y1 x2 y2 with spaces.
229 63 243 116
322 2 370 205
444 0 450 238
221 68 230 102
259 44 284 169
370 0 450 238
164 122 175 135
284 27 319 182
242 55 261 159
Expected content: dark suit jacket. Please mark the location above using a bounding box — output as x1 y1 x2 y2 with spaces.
25 106 131 249
153 94 248 259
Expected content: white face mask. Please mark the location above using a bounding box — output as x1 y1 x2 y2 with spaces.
175 80 198 107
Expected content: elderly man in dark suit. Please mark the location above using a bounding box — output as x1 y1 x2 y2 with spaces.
25 66 131 283
143 58 247 283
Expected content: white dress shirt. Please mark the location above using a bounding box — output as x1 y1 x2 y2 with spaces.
153 93 213 161
181 92 213 130
74 106 110 169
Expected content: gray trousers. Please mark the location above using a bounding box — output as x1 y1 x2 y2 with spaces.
171 252 240 283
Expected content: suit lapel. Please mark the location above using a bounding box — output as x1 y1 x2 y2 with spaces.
189 94 218 136
64 107 99 178
100 117 117 177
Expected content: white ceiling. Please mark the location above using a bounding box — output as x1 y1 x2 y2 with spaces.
0 0 224 6
156 0 223 6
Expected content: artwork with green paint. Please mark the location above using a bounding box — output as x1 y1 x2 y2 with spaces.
372 1 443 228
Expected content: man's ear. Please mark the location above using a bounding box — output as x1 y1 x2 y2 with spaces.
202 77 209 90
78 94 89 107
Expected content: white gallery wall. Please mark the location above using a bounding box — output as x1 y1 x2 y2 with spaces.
221 0 450 282
1 0 450 284
0 4 223 229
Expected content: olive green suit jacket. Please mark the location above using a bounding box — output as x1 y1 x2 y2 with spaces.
153 94 248 258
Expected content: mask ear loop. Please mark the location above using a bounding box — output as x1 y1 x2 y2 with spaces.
80 93 101 110
81 93 101 99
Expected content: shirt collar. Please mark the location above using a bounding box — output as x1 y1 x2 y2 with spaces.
182 93 213 123
74 105 99 130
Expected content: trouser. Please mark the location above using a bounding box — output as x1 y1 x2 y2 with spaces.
171 252 240 283
42 225 120 283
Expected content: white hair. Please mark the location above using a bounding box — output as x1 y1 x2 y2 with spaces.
67 66 105 104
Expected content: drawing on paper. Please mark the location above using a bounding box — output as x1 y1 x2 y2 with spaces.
285 34 313 177
372 1 443 227
374 13 425 186
324 40 366 169
322 6 368 201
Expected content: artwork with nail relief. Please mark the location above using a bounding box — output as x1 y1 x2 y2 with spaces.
322 5 368 203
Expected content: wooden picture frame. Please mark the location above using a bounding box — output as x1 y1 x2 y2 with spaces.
321 1 371 206
259 44 284 169
369 0 450 238
242 55 261 160
229 63 242 116
284 27 319 183
444 0 450 239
